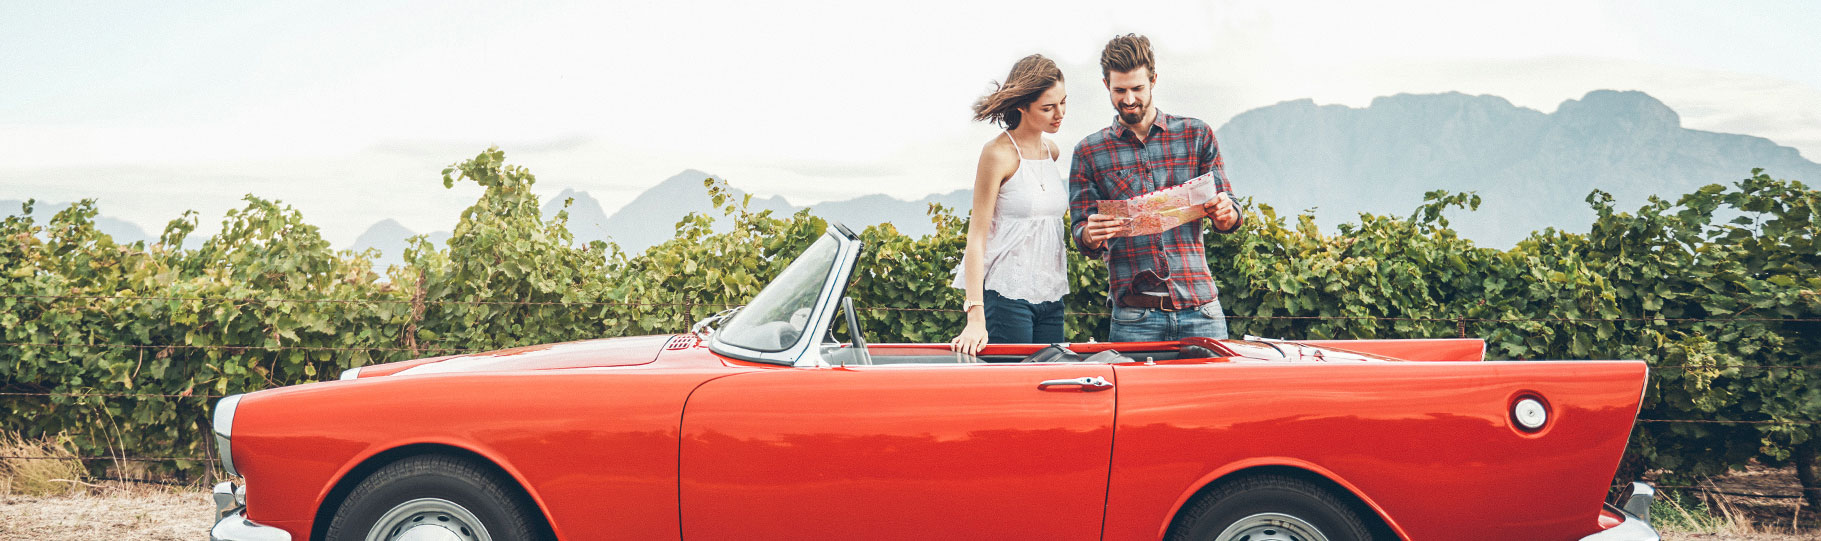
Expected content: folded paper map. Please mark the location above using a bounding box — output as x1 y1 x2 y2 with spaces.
1096 172 1221 237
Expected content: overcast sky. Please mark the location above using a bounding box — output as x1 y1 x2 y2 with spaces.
3 0 1817 246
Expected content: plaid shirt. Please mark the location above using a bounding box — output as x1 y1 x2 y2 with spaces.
1068 109 1241 310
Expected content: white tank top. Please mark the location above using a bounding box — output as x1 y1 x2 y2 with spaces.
950 132 1069 303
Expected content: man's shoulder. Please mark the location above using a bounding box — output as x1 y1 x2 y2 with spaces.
1164 112 1213 134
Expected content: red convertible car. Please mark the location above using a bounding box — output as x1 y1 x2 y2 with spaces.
210 224 1659 541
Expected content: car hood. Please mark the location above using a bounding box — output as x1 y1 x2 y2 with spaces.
391 335 675 376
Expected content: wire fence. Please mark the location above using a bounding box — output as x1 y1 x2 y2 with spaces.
0 391 224 399
1617 482 1820 501
4 293 1818 496
4 390 1818 424
0 454 217 463
6 449 1821 502
23 451 1821 500
1621 476 1821 500
4 292 1820 323
0 341 478 354
8 341 1821 371
3 381 1819 482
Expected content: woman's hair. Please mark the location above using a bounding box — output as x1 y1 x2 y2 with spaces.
972 54 1063 130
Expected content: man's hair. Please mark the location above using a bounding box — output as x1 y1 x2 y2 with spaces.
972 54 1064 130
1100 33 1155 80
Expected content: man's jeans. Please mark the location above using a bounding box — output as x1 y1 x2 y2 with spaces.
1109 298 1229 342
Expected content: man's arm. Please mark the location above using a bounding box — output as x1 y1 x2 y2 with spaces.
1069 143 1112 258
1197 127 1243 233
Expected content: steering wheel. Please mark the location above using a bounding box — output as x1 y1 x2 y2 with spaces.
840 297 872 366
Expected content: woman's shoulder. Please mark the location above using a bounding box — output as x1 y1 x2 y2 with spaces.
981 132 1018 153
978 134 1020 163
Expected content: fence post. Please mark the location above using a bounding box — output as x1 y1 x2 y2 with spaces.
201 404 217 486
1457 315 1468 338
403 270 427 356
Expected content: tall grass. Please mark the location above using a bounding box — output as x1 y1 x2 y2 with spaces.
0 430 87 496
1650 485 1771 536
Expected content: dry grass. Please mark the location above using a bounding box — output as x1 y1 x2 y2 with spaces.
1648 468 1816 540
1 431 215 540
1668 531 1806 535
3 485 1810 541
0 463 1813 540
0 482 212 540
0 431 86 497
1656 489 1756 535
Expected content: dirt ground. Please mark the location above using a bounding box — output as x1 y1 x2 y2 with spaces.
0 486 211 541
1670 523 1821 540
1648 463 1818 538
0 477 1812 541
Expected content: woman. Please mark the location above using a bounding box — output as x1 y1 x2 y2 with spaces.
950 54 1069 356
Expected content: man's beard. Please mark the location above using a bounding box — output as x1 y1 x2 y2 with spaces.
1118 102 1148 125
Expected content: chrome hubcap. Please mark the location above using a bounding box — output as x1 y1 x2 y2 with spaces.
1216 512 1329 541
366 498 491 541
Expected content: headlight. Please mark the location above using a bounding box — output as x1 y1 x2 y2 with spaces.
213 394 244 477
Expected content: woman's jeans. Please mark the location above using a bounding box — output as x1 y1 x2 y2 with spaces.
983 290 1066 344
1109 298 1229 342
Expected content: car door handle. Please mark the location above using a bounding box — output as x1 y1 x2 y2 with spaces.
1038 377 1113 391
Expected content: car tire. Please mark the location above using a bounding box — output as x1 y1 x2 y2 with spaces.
325 454 547 541
1166 473 1381 541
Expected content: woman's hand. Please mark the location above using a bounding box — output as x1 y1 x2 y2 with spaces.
950 319 990 356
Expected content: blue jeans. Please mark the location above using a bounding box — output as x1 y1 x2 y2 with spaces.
984 290 1065 344
1109 298 1229 342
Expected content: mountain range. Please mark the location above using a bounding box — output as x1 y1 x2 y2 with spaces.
1216 90 1821 245
341 172 971 268
355 89 1814 260
544 172 972 251
12 89 1816 264
2 199 154 244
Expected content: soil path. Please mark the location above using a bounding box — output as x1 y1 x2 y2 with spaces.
0 488 1810 540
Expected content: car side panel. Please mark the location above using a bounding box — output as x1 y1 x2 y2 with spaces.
678 363 1119 540
1103 360 1646 541
233 368 736 540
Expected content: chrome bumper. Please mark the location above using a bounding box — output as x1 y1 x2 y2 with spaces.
1580 482 1660 541
211 482 291 541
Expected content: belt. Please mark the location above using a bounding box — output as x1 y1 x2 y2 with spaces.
1120 293 1178 311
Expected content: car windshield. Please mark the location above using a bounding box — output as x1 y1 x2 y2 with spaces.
715 235 840 352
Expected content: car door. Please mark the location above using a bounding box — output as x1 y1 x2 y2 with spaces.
678 362 1117 539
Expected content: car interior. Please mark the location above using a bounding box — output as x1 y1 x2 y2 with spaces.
814 298 1259 366
817 341 1231 366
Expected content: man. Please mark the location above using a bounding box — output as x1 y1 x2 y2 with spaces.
1069 33 1243 342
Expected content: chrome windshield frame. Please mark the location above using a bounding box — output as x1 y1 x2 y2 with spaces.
707 223 861 367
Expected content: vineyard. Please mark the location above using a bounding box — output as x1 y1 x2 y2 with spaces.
2 147 1818 509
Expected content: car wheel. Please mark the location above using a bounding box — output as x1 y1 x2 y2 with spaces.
1166 473 1379 541
325 455 545 541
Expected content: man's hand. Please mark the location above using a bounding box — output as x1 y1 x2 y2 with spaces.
1082 213 1130 249
1204 193 1238 231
